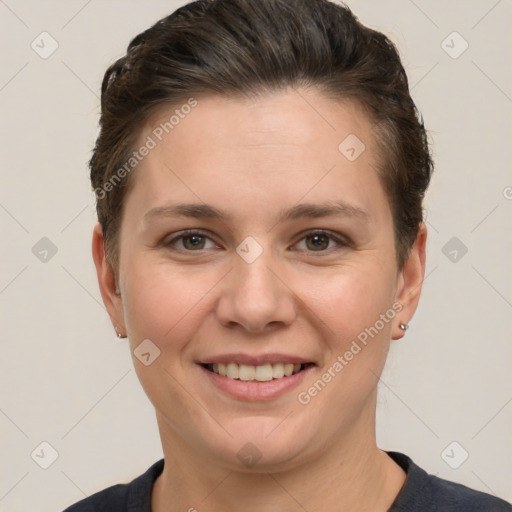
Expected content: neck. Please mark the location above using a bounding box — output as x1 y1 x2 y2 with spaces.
152 409 405 512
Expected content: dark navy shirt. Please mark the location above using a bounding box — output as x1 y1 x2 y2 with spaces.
62 451 512 511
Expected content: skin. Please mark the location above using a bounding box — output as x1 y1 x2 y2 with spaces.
92 87 427 511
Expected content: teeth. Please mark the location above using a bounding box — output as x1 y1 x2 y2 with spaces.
239 364 256 381
255 364 273 381
272 363 284 379
211 362 304 381
284 363 294 377
226 363 239 379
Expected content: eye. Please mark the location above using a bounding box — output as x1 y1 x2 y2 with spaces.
293 230 348 252
165 230 217 251
163 229 349 254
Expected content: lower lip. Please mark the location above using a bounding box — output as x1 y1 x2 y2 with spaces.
199 364 314 401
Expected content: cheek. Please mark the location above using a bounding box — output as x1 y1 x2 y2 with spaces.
121 259 221 346
121 252 397 347
296 260 397 342
120 262 216 410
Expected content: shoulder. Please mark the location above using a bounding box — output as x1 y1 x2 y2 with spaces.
388 452 512 512
62 483 127 512
61 459 165 512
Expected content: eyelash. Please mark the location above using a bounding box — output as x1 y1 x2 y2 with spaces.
164 229 351 254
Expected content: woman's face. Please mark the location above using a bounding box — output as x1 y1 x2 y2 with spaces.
94 88 426 471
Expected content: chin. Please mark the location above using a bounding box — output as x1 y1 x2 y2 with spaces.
207 415 317 473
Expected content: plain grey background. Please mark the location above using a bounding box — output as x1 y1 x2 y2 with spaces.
0 1 511 511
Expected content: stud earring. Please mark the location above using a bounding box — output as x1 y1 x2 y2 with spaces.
399 323 409 331
115 326 126 339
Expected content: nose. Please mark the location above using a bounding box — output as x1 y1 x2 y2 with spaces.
215 252 296 333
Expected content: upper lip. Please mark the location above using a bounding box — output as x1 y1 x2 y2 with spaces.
197 353 315 366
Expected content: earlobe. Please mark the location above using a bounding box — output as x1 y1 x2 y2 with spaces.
392 223 427 340
91 223 126 337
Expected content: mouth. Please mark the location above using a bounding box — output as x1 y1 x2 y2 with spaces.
201 362 314 382
197 354 317 400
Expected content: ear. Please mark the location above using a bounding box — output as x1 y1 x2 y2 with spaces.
91 223 126 337
391 222 427 340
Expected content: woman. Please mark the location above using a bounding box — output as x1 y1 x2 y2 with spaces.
64 0 511 510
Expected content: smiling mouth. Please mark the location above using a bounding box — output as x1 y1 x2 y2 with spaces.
201 362 314 382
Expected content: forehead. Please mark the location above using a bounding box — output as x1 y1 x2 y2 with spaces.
145 89 373 167
124 88 389 227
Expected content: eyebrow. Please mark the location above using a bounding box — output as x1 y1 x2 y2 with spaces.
143 200 369 224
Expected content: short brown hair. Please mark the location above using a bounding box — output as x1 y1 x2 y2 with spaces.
90 0 433 275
